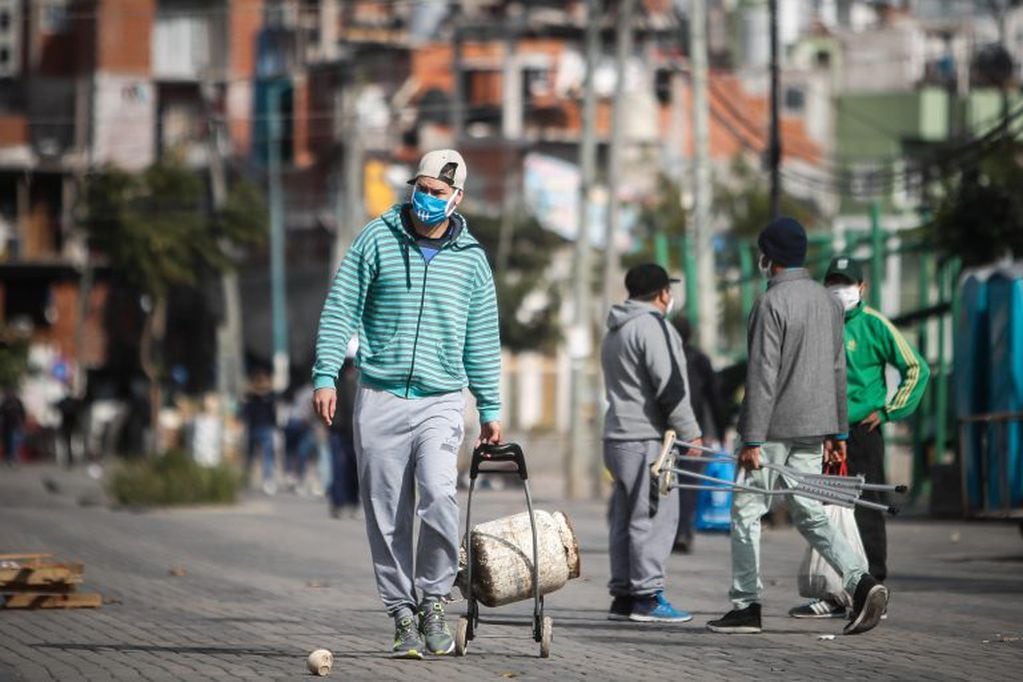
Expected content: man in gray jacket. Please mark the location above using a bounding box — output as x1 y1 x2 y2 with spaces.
602 263 703 623
706 217 888 636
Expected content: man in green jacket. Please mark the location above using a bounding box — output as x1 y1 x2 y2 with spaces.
790 257 930 619
312 149 502 658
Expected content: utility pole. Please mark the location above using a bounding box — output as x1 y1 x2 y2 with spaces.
202 78 245 427
268 84 290 392
768 0 782 218
333 83 364 272
497 10 523 275
689 0 717 354
450 3 465 142
568 0 600 500
601 0 634 321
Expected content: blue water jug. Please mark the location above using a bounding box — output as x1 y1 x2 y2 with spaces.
694 458 734 532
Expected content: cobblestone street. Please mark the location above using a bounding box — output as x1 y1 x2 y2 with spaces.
2 465 1022 681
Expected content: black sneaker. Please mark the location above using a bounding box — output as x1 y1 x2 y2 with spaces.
707 603 762 634
844 575 889 635
608 595 633 621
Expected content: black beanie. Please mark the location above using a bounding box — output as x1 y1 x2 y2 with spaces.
757 217 807 267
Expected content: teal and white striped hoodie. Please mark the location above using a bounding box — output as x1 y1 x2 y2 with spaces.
313 204 501 423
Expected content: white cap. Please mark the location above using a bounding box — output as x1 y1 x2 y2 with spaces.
409 149 467 190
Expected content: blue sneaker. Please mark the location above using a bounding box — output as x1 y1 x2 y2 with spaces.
628 592 693 623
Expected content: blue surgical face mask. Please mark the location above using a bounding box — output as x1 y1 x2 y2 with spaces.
411 188 458 226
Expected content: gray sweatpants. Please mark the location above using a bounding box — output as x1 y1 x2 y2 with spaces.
353 385 465 616
605 439 679 597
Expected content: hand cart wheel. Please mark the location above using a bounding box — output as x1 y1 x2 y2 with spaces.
454 616 469 656
539 615 553 658
463 442 551 658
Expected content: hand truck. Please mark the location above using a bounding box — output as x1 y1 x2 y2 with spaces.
455 442 553 658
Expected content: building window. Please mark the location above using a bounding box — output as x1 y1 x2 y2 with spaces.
153 8 213 79
784 87 805 112
40 1 70 34
0 10 9 31
815 49 830 68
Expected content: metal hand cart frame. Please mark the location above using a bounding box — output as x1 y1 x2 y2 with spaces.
650 431 907 516
456 442 553 658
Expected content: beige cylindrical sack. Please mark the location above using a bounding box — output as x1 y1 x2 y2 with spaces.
458 510 581 608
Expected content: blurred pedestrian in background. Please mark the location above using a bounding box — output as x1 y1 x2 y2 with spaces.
1 387 26 467
284 381 316 494
54 392 82 468
241 368 278 495
328 357 359 518
670 315 728 554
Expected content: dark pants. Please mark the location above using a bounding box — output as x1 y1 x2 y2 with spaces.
284 419 315 478
3 428 23 465
847 423 887 582
247 426 276 484
329 431 359 508
675 457 705 544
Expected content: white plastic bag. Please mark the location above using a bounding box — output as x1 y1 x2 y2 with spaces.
797 505 867 607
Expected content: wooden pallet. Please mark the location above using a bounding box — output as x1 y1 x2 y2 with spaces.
0 554 101 610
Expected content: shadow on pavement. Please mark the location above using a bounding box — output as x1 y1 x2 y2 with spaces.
33 643 300 657
889 574 1023 594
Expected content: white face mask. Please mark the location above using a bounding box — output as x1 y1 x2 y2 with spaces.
665 295 675 316
828 284 861 312
758 254 773 279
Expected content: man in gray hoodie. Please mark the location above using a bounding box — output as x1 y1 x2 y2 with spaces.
706 217 888 637
602 263 703 623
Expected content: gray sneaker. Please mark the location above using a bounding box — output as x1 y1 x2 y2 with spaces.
392 615 424 659
419 600 455 655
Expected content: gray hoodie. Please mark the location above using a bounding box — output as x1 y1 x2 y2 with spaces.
601 300 702 442
738 268 848 443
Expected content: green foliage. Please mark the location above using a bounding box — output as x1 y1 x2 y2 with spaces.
932 142 1023 267
714 155 818 239
108 449 240 507
81 157 267 297
464 212 565 352
0 332 29 388
626 174 688 270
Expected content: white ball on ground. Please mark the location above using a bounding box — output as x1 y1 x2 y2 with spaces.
307 648 333 676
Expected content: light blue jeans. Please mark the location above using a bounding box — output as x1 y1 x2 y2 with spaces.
729 439 867 609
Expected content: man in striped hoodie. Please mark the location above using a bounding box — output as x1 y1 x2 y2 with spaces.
312 150 502 659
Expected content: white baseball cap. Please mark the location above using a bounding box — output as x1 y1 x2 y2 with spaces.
408 149 467 190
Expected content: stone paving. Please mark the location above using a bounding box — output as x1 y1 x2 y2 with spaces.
1 464 1022 681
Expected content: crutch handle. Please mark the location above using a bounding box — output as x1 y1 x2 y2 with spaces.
650 430 677 480
471 443 528 480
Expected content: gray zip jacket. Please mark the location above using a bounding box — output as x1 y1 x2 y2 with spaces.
601 300 702 442
738 269 848 444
